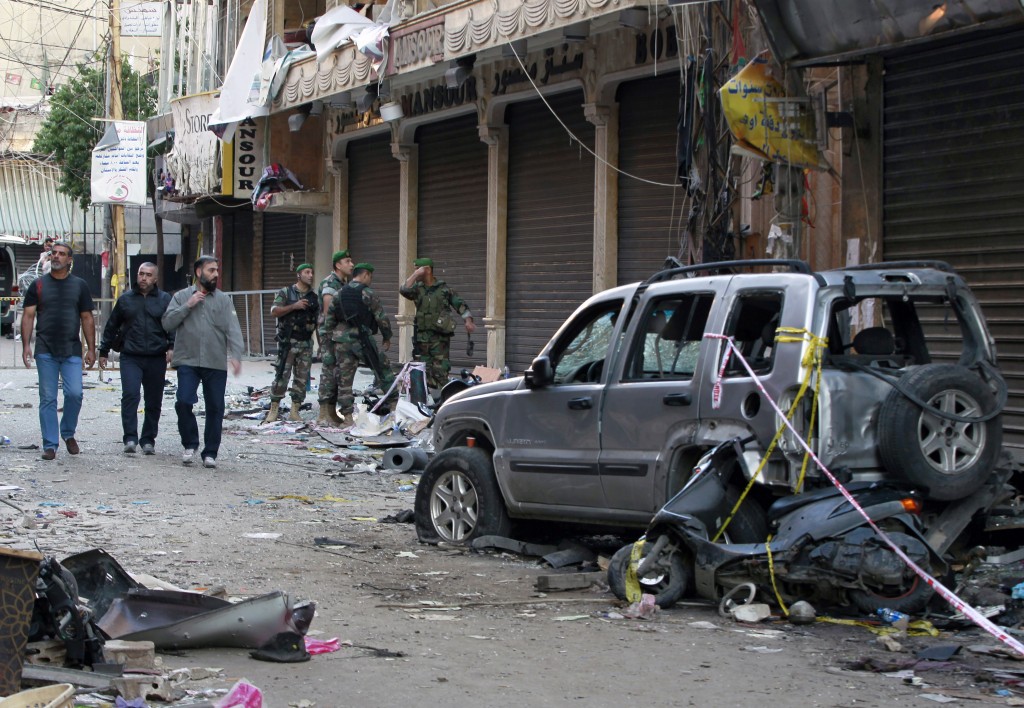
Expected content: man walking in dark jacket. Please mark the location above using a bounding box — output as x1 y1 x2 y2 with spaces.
99 263 174 455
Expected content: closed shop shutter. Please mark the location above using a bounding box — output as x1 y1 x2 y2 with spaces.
416 113 488 373
260 213 305 354
883 26 1024 458
505 90 595 373
347 133 401 337
617 73 683 284
262 213 306 289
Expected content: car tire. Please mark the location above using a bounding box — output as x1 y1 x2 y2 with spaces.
607 539 691 609
414 446 511 545
847 531 935 615
878 364 1001 501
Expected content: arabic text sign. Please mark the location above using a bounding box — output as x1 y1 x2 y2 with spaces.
121 2 161 37
719 57 826 170
91 121 148 206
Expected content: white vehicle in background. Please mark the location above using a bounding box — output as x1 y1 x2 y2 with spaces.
0 234 26 336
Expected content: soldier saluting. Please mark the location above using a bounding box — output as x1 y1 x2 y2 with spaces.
263 263 319 423
323 263 395 427
400 256 476 391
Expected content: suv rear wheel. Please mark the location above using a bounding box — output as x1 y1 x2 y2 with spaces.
878 364 1001 501
415 446 511 544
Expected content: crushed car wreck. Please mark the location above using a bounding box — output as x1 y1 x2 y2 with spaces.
415 259 1015 616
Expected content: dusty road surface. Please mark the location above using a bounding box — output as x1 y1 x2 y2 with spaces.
0 354 1021 707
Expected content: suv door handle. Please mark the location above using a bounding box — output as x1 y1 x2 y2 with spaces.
568 397 592 410
663 393 692 406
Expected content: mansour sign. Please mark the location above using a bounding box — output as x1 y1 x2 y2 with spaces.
387 16 445 75
230 117 265 199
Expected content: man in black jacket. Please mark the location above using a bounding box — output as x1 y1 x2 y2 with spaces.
99 262 174 454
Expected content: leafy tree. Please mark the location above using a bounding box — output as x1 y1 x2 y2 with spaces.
33 58 157 210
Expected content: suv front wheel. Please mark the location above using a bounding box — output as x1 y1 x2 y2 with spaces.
415 446 511 544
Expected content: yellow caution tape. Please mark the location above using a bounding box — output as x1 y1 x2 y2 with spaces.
765 536 789 616
624 539 645 603
712 328 828 541
816 616 940 637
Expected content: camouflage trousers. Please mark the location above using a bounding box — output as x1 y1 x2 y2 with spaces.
413 334 453 390
319 340 340 404
337 339 396 415
270 343 313 403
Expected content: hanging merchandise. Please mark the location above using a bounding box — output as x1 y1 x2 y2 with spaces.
719 52 828 170
251 164 304 211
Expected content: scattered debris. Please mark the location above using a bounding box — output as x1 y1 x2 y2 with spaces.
788 600 816 625
535 572 604 593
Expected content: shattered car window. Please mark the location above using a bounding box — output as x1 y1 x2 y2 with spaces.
624 294 713 380
551 303 622 384
826 296 966 367
723 292 783 375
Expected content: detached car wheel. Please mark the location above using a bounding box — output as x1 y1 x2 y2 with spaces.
415 446 511 544
878 364 1001 501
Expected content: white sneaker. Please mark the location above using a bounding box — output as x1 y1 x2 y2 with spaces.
182 449 196 466
203 456 217 469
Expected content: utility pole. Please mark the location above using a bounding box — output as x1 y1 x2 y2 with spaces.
109 0 126 297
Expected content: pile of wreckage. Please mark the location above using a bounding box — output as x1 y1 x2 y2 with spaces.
0 547 318 706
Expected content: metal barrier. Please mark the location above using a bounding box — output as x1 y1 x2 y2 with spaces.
0 289 280 368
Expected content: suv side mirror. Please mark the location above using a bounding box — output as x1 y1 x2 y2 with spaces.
525 355 554 389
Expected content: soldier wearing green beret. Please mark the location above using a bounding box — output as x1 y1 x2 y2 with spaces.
264 263 320 423
315 249 355 425
400 256 476 390
323 263 396 425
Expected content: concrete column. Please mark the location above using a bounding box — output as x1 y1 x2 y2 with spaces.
331 157 349 253
478 124 508 370
584 103 619 293
392 141 418 363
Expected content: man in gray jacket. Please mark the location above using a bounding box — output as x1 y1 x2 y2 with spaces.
162 256 243 468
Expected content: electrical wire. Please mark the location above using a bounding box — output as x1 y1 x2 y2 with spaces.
504 41 682 189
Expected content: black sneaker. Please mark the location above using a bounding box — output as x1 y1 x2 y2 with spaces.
124 442 138 454
141 443 155 455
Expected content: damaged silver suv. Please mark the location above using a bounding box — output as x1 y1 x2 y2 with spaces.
415 260 1007 544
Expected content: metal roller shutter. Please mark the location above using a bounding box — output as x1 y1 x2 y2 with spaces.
617 73 683 284
883 26 1024 458
416 114 488 374
261 213 306 354
347 133 401 338
262 213 306 289
506 90 595 373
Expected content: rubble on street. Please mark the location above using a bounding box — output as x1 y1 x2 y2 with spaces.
1 360 1024 706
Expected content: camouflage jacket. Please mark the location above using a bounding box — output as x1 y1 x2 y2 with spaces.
317 271 346 337
324 281 393 344
273 284 319 347
399 279 471 338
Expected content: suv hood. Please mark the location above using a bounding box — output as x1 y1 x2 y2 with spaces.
445 377 522 405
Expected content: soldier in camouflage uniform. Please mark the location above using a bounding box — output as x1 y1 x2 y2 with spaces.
264 264 320 423
400 257 476 390
323 263 396 426
316 249 354 425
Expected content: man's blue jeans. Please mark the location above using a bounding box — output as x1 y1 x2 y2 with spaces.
174 365 227 460
35 353 83 452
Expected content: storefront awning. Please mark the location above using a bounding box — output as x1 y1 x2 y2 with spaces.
0 157 73 241
754 0 1024 65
